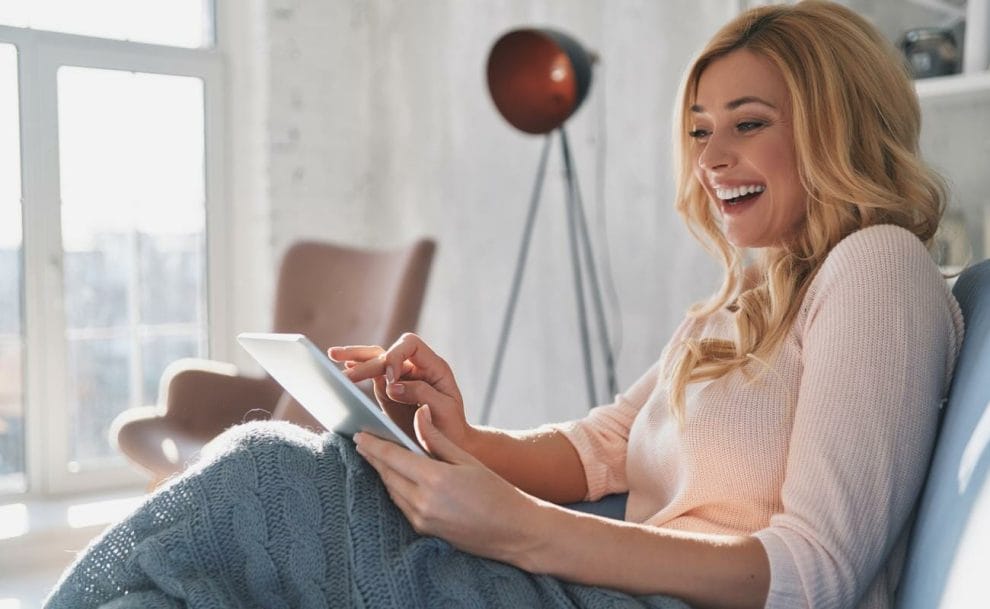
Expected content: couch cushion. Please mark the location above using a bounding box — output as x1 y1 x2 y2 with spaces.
896 260 990 609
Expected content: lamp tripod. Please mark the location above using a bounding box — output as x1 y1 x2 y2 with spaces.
479 124 617 425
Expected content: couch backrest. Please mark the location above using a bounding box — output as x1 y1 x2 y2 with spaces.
896 260 990 609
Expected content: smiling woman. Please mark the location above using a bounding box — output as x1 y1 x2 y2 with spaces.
44 3 964 609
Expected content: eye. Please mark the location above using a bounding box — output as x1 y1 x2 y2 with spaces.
736 120 766 133
688 128 711 141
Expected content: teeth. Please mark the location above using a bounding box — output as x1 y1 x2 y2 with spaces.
715 184 765 200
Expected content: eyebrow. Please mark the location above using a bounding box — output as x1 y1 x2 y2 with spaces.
690 96 777 113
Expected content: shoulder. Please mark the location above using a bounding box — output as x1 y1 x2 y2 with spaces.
800 224 955 330
820 223 934 279
807 224 940 300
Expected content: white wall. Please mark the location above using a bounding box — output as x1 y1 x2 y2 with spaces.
221 0 734 428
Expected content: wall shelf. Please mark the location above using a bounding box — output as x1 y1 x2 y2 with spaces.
915 70 990 101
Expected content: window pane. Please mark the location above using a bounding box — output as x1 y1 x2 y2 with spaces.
0 0 213 48
139 232 205 326
66 335 130 468
0 44 25 494
141 334 200 406
59 66 208 469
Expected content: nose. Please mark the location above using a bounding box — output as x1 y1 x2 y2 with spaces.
696 132 735 172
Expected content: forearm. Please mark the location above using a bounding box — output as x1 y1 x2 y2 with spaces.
462 426 588 505
519 502 770 609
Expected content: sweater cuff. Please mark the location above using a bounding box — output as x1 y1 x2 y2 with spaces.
753 528 810 609
546 421 611 501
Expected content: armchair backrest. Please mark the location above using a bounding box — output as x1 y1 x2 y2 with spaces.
896 259 990 608
273 239 436 350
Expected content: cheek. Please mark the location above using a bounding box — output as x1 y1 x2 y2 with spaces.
692 166 711 197
778 175 808 230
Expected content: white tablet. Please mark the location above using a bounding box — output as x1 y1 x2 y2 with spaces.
237 332 427 457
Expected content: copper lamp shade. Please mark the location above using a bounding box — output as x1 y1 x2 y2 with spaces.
486 28 594 134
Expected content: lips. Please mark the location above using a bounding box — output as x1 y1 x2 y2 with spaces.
719 189 763 215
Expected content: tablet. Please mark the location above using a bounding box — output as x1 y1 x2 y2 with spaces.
237 332 427 456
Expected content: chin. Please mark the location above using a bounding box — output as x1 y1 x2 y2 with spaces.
724 232 761 249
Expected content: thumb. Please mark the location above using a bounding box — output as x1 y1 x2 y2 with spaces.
414 405 475 465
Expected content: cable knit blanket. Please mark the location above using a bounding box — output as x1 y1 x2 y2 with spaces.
44 422 689 609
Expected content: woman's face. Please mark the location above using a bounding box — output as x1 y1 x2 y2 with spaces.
690 49 807 249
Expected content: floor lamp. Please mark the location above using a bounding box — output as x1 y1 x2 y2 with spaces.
480 28 617 425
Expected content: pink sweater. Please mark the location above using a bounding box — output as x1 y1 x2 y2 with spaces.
556 225 964 609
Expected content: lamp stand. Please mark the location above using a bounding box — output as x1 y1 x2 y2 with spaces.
480 126 617 425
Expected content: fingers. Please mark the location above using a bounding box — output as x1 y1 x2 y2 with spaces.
357 440 424 526
344 355 413 384
413 406 476 465
329 345 387 382
328 345 383 362
355 431 437 485
381 334 459 397
382 378 449 407
330 335 459 404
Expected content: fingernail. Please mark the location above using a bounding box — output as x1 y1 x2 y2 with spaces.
422 405 432 424
386 366 395 383
390 383 404 395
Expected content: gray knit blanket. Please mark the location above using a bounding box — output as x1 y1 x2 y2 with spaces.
44 421 689 609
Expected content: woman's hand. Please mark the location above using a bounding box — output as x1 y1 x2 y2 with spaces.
355 405 543 566
328 333 472 451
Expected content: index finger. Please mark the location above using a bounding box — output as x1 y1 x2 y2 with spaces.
382 334 455 392
327 345 384 362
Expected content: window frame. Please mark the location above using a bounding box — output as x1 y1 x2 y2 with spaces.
0 22 228 498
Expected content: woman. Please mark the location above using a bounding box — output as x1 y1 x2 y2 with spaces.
47 2 963 609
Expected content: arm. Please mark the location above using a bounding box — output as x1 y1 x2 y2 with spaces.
751 227 961 608
463 426 588 504
333 332 660 505
525 503 770 609
357 405 770 609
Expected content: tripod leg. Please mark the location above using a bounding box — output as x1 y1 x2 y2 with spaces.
480 135 553 425
559 128 618 399
559 129 598 409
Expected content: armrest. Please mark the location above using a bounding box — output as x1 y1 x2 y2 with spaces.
160 358 284 439
110 359 284 482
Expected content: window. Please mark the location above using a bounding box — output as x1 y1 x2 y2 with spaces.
0 3 224 497
0 44 24 494
59 67 208 470
0 1 212 48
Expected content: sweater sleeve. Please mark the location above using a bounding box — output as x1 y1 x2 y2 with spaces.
753 225 963 609
552 359 662 501
551 312 702 501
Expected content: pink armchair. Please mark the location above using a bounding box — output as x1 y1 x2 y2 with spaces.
111 238 436 487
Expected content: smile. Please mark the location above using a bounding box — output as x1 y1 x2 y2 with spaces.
715 184 765 205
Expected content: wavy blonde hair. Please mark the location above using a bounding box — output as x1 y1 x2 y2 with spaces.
665 0 946 422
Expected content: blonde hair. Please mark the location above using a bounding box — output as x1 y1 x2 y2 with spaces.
666 0 946 422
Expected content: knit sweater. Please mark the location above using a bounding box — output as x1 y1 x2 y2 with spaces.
44 422 690 609
556 225 964 609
